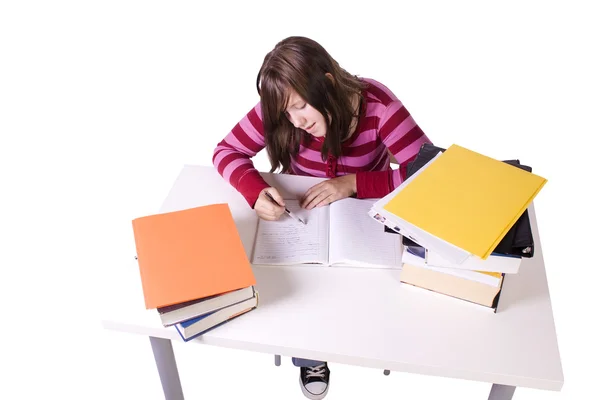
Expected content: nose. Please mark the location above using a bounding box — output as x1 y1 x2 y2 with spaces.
288 111 306 129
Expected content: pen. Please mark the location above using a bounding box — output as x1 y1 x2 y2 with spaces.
263 191 306 225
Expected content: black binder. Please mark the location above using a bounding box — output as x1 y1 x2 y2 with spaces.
387 143 535 258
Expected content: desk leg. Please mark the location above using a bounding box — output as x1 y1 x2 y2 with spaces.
149 337 184 400
488 383 516 400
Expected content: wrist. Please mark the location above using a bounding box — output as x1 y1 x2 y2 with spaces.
347 173 357 195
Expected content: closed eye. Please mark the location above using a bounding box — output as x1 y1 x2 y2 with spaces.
283 102 306 118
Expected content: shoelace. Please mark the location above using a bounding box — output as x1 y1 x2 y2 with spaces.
306 364 326 379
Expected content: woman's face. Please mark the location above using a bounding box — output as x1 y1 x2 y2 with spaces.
284 90 327 138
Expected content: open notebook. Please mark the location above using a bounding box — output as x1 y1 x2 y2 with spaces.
251 197 402 269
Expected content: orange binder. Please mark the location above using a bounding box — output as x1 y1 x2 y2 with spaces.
132 204 256 309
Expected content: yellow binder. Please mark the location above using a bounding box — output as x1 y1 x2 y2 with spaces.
383 144 547 259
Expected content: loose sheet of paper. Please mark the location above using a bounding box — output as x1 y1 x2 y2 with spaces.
329 198 402 268
252 200 329 265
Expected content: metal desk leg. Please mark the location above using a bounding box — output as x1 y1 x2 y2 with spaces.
274 354 281 366
488 383 516 400
149 337 184 400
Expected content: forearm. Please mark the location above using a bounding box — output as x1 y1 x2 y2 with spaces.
213 143 270 207
212 103 269 207
237 169 271 207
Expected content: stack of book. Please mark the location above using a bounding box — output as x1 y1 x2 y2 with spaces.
370 144 547 311
132 203 258 341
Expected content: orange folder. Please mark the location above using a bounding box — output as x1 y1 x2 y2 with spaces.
132 204 256 309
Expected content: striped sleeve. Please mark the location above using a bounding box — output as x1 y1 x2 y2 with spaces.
356 99 431 198
212 102 270 207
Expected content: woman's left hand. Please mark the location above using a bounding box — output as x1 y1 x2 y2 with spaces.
301 174 357 209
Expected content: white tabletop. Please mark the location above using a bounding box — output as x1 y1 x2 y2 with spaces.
101 165 563 391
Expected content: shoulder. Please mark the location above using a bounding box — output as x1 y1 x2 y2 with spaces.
360 77 402 109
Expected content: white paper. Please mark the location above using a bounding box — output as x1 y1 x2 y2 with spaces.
252 200 329 265
371 152 472 264
329 198 402 268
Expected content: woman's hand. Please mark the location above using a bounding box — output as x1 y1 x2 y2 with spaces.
301 174 357 209
254 187 286 221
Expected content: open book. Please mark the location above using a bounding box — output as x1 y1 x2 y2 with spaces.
251 197 402 269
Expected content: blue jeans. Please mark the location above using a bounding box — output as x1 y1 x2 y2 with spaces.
292 357 324 367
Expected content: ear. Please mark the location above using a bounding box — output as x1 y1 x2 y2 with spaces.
325 72 335 85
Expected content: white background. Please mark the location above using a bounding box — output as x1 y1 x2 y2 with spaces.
1 1 598 399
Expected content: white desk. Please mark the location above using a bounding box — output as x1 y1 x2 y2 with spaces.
101 165 563 400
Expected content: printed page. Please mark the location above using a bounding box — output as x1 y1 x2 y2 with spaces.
329 198 402 268
251 200 329 265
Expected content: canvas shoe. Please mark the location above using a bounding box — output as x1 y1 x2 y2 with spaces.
299 362 330 399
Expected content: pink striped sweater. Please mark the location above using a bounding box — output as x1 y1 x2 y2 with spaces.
213 78 432 207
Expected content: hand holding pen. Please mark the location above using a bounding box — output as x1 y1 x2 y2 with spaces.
255 188 306 225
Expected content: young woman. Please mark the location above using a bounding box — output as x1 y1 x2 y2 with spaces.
213 36 432 400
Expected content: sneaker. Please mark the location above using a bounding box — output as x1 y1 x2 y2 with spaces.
299 362 330 400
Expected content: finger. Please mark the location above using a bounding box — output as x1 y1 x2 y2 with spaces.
264 187 285 207
304 189 331 210
261 206 280 220
301 186 326 208
254 198 273 214
314 193 336 208
260 207 284 220
255 201 278 219
257 190 285 217
259 213 278 221
256 204 280 220
273 206 285 219
301 190 320 209
301 183 325 207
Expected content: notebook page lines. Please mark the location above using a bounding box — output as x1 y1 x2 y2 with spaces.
251 200 329 265
329 198 402 268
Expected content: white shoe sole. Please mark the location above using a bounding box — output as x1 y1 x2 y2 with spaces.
299 375 329 400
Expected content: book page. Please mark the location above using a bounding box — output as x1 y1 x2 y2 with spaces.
329 198 402 268
251 200 329 265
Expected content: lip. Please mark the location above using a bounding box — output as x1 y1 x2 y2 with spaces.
304 122 315 133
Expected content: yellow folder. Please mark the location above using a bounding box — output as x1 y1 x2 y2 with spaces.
383 144 547 259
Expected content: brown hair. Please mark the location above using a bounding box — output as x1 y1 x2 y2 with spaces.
256 36 367 173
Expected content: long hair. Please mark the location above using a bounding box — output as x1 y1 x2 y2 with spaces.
256 36 367 173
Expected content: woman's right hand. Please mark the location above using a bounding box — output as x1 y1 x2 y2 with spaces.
254 187 286 221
